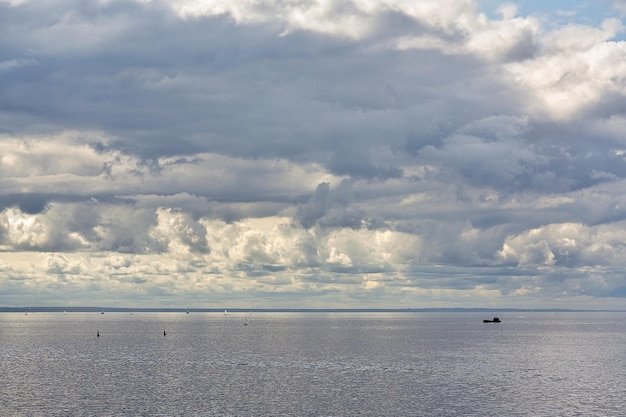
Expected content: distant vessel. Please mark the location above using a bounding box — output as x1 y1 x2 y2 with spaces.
483 317 501 323
224 309 228 315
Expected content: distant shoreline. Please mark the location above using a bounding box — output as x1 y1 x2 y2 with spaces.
1 307 624 313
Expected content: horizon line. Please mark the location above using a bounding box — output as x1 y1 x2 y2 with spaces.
2 306 625 313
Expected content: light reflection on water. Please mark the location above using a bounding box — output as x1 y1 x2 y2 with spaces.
0 312 624 416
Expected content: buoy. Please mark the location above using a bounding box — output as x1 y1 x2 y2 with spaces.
97 330 100 337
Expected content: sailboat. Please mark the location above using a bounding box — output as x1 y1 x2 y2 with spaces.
223 309 228 315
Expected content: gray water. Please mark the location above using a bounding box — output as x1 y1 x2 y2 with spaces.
0 311 624 416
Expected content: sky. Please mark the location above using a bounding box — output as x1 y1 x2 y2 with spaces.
1 0 626 310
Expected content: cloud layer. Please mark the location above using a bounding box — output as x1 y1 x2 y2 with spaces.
1 0 626 308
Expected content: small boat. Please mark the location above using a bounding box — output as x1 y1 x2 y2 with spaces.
483 317 501 323
224 309 228 315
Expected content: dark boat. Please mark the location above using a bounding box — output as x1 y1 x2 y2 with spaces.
483 317 501 323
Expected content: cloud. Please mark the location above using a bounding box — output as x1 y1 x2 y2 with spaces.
1 0 626 309
0 58 37 73
499 221 626 268
614 0 626 15
504 19 626 120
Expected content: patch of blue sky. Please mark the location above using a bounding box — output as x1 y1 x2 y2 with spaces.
476 0 626 40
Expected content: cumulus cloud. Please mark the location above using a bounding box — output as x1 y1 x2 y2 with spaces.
499 222 626 268
504 19 626 119
1 0 626 309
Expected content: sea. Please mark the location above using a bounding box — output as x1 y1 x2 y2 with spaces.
0 311 624 417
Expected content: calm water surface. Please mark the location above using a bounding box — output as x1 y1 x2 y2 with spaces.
0 312 624 416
